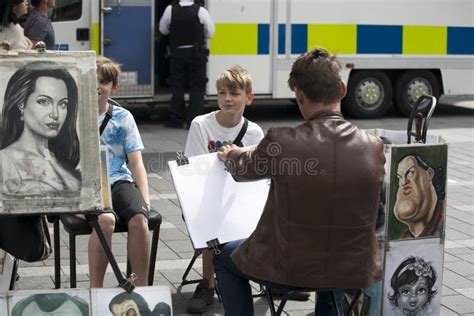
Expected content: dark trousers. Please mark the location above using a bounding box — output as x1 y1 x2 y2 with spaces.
169 48 207 126
214 239 345 316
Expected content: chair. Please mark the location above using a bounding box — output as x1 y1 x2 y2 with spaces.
53 209 162 288
266 288 362 316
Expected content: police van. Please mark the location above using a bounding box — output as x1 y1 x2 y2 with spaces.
51 0 474 118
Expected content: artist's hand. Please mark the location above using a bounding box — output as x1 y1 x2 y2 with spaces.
217 144 238 161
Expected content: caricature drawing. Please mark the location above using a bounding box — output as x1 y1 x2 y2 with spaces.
109 291 171 316
1 61 81 196
393 153 445 238
388 256 438 316
11 293 89 316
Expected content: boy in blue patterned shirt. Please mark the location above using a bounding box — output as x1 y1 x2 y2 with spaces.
88 56 151 287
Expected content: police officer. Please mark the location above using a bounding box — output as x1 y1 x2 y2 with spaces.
159 0 215 129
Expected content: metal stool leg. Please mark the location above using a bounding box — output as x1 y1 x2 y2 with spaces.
8 259 19 291
148 226 160 285
126 259 131 279
69 233 77 288
181 249 203 285
53 218 61 289
266 287 289 316
266 287 277 316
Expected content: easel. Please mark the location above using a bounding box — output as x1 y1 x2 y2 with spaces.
0 45 135 293
4 212 135 293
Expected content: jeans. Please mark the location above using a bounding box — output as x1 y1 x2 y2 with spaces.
213 239 345 316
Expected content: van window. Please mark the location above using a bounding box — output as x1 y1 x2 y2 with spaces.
51 0 82 22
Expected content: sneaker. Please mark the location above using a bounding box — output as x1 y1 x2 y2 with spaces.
186 279 215 314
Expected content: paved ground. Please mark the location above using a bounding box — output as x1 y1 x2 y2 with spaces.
13 102 474 315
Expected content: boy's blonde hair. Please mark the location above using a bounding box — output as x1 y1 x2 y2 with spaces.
96 56 121 87
216 65 253 94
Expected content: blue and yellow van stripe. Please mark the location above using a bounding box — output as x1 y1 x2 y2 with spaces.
210 23 474 55
91 22 100 54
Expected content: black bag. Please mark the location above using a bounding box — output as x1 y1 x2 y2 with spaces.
0 215 52 262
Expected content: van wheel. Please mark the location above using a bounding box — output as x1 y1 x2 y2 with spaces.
394 70 440 116
343 71 393 118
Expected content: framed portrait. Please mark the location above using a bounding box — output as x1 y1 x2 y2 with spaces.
0 51 102 214
382 238 444 316
91 286 172 316
386 143 448 241
7 288 90 316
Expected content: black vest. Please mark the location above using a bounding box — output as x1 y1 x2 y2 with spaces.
170 3 205 52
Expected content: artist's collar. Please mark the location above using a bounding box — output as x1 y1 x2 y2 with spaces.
307 109 343 121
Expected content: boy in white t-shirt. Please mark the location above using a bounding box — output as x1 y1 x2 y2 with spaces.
183 66 264 314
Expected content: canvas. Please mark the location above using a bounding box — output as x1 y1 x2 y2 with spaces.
8 288 90 316
168 152 270 249
386 144 447 241
91 286 172 315
0 51 102 214
383 238 443 316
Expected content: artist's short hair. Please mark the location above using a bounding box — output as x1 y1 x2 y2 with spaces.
216 65 253 94
288 47 343 104
96 56 121 87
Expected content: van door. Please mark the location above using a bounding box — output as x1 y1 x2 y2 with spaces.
102 0 154 98
52 0 92 51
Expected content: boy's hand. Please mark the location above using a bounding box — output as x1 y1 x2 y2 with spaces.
217 144 238 161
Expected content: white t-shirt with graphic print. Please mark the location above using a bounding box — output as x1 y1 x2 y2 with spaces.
184 111 264 157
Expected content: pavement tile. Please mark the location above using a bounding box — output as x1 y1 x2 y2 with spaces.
446 247 474 256
445 261 474 277
442 295 474 314
443 270 474 290
444 253 462 263
458 240 474 248
442 286 459 296
160 228 191 242
440 305 461 315
456 288 474 300
446 228 474 240
15 276 53 290
163 240 194 253
161 268 199 284
155 245 180 261
458 254 474 264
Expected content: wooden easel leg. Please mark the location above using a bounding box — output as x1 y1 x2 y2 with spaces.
86 214 135 293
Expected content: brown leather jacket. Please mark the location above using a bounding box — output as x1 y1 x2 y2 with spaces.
225 110 385 289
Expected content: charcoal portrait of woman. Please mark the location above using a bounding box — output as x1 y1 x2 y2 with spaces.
0 61 81 197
